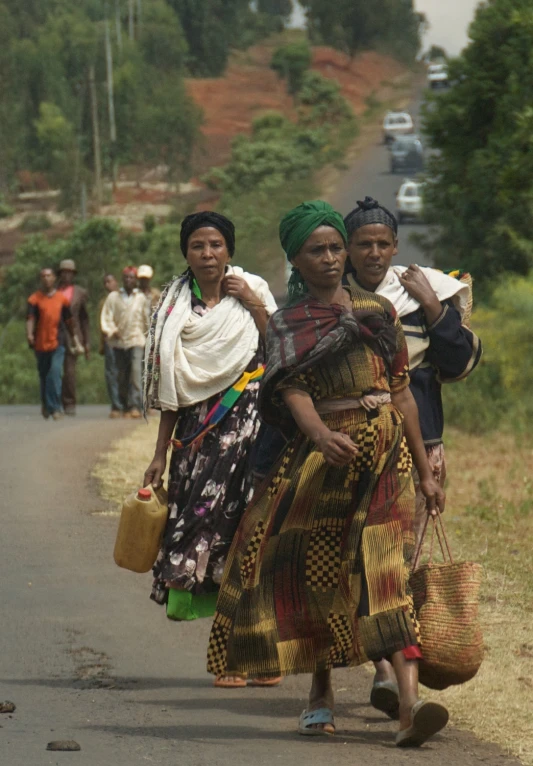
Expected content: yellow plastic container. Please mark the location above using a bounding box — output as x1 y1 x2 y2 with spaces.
113 485 168 573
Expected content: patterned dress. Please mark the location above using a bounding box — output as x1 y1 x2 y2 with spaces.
151 295 263 605
207 290 420 678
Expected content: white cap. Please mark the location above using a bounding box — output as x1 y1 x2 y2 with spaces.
137 264 153 279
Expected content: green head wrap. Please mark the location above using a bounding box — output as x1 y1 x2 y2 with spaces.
279 200 348 303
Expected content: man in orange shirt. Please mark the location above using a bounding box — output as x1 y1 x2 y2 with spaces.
27 267 73 420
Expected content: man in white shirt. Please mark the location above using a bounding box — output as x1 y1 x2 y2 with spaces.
100 266 148 418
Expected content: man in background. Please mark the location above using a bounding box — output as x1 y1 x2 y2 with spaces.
100 266 147 419
27 267 73 420
99 274 122 418
137 264 161 319
57 259 90 416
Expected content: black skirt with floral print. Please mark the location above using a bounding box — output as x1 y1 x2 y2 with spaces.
151 295 264 603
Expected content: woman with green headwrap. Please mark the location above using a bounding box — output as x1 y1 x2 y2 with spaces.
207 201 448 747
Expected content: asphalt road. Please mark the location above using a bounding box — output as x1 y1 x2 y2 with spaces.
330 96 431 267
0 406 521 766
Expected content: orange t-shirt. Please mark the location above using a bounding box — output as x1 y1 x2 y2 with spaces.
27 291 71 352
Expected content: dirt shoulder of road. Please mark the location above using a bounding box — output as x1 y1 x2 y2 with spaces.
93 423 533 766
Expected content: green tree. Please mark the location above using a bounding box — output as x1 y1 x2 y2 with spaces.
422 0 533 283
301 0 422 61
271 40 312 94
258 0 292 22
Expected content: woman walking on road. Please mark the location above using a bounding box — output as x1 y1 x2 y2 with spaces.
343 196 482 720
207 201 449 746
143 212 277 686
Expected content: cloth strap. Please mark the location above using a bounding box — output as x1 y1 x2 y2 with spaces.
170 366 265 451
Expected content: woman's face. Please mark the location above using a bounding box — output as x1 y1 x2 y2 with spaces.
292 225 347 292
186 226 230 285
348 223 398 291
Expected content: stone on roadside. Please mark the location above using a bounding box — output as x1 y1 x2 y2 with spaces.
46 741 81 751
0 701 16 714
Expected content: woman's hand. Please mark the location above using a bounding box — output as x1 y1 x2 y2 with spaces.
399 264 442 325
144 452 167 490
419 475 446 516
222 275 262 307
315 430 359 467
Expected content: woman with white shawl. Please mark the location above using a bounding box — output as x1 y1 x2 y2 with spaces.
343 196 482 722
143 211 277 686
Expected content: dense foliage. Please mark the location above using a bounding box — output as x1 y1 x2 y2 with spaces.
422 0 533 283
271 40 312 94
300 0 424 61
443 271 533 434
169 0 290 75
0 0 295 200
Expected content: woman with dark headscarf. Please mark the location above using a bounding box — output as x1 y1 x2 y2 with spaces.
343 196 481 719
143 212 277 685
207 201 449 746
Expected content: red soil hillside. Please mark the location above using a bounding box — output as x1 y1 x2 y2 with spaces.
187 44 406 173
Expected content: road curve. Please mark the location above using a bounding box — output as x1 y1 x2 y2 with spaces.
0 406 520 766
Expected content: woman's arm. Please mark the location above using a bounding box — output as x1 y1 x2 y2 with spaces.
143 410 179 489
391 386 445 514
281 388 358 466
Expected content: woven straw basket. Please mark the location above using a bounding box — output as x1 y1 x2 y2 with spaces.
410 512 484 690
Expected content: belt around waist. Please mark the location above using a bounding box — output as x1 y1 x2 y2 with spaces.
315 392 392 415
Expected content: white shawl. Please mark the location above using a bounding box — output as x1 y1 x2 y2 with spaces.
375 265 470 319
153 266 277 411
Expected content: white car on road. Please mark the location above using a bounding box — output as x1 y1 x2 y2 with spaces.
383 111 414 144
396 179 425 223
427 63 449 89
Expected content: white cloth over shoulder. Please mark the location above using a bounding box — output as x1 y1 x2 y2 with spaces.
375 265 470 319
153 265 277 411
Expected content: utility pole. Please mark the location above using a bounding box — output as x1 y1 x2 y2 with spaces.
115 0 123 52
88 65 102 209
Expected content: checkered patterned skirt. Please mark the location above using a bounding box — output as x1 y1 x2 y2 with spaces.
207 403 420 678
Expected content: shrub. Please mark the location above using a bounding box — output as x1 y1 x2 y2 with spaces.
20 213 52 232
271 41 312 95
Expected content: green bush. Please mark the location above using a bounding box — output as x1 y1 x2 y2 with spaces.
0 198 14 218
19 213 53 232
443 272 533 436
271 41 312 95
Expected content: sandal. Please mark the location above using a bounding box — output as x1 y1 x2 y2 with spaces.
298 707 335 737
370 680 400 720
213 675 247 688
395 700 449 747
249 676 283 687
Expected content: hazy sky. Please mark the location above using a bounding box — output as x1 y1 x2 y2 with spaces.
416 0 479 56
290 0 481 57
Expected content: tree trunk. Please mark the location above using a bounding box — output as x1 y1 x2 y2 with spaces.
88 65 102 210
136 0 142 31
105 18 118 186
115 0 123 52
128 0 134 40
105 20 117 144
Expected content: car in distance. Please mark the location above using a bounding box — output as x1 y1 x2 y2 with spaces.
396 179 425 224
389 134 424 174
427 62 449 89
383 111 414 144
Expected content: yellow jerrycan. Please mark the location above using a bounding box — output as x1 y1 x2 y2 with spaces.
113 485 168 573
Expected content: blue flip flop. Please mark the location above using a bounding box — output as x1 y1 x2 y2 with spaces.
298 707 335 737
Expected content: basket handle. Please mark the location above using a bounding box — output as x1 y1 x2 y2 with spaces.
412 510 454 571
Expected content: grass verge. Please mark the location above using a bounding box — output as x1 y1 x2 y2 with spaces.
93 421 533 764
